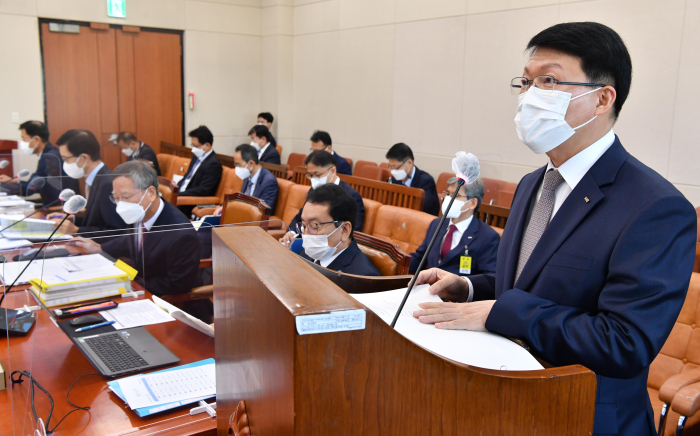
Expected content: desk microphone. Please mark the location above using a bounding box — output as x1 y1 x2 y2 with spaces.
0 188 76 233
0 194 87 308
16 169 31 180
0 160 8 169
390 152 480 328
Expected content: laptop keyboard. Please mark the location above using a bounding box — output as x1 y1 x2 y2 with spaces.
84 333 149 373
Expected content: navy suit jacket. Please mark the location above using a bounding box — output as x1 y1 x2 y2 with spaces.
333 151 352 176
73 164 127 236
259 144 281 165
24 142 80 206
289 180 365 233
469 138 696 436
241 167 279 214
389 166 439 216
180 151 223 197
127 142 161 176
409 216 499 276
101 200 201 296
300 240 380 276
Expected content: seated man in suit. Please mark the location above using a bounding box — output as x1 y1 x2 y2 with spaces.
0 120 80 205
248 125 281 165
69 161 209 321
410 177 499 276
178 125 223 217
234 143 279 214
297 184 380 276
310 130 351 175
114 131 161 176
279 150 365 247
50 130 127 236
386 143 439 216
257 112 277 148
411 22 697 435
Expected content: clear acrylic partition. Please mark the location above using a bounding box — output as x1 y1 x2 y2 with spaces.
0 197 288 435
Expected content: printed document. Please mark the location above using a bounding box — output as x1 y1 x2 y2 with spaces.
350 285 543 371
118 363 216 409
100 299 175 329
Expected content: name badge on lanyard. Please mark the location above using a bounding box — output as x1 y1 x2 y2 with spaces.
460 245 471 275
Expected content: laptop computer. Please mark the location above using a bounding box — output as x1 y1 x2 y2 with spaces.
70 326 180 377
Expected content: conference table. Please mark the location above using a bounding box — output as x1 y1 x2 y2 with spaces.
0 283 216 435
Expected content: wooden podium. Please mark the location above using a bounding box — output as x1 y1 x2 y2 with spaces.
213 227 596 435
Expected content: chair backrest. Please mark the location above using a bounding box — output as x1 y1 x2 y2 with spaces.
354 160 377 175
490 225 504 237
354 231 411 276
287 153 307 169
344 157 353 169
293 166 311 186
169 157 192 180
476 203 510 229
217 153 236 169
157 176 179 205
260 161 289 179
371 205 435 253
499 182 517 207
361 198 382 235
160 141 191 157
338 174 425 212
276 145 282 155
436 172 453 195
157 154 177 179
353 165 384 181
481 177 502 207
221 193 270 229
282 184 311 226
214 167 243 200
273 178 295 219
379 162 388 169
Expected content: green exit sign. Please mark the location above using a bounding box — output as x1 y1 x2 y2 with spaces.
107 0 126 18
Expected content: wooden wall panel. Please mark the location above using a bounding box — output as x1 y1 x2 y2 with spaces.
95 28 121 170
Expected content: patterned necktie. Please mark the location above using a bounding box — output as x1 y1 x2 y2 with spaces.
514 169 565 284
440 224 457 260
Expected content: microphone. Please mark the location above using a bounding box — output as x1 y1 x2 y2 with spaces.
0 160 8 169
0 189 76 233
16 169 31 179
390 152 480 328
26 177 45 192
0 195 86 307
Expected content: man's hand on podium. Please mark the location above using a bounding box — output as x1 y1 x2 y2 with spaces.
412 268 495 332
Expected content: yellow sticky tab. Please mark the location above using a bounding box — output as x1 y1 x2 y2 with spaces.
115 259 138 281
459 256 472 275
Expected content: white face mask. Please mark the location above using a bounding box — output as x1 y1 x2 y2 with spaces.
191 146 205 159
250 141 260 152
19 139 35 155
441 196 469 219
63 157 86 179
310 168 332 189
514 86 600 154
121 147 135 157
116 191 152 224
302 223 343 261
235 164 251 180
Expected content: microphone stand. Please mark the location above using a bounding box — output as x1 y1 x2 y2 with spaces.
0 196 64 233
390 178 465 328
0 214 71 307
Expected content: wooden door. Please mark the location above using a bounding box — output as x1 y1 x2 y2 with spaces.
41 22 183 171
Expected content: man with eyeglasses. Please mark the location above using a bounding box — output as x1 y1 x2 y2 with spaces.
296 183 379 276
234 143 279 213
410 177 499 277
411 22 696 435
280 150 364 248
69 161 208 321
49 130 127 237
309 130 351 175
386 143 439 216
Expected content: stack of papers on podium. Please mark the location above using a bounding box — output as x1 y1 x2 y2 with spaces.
108 359 215 416
100 299 175 329
350 285 544 371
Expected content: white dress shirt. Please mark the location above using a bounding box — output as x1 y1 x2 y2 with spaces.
85 162 104 187
465 129 616 302
404 166 416 187
180 149 213 192
440 215 473 257
258 143 271 159
142 197 165 231
319 245 348 268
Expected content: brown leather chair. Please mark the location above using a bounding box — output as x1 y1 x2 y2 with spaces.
354 165 384 181
379 162 388 169
354 231 410 276
157 154 177 180
169 156 191 182
269 178 295 229
436 172 453 201
221 193 270 228
371 205 435 253
268 184 311 239
648 272 700 435
179 166 242 213
362 198 382 235
354 160 377 175
344 157 353 169
157 177 179 205
481 177 501 207
276 145 282 156
499 181 517 207
286 153 307 180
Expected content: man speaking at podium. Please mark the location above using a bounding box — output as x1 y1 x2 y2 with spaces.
412 23 697 435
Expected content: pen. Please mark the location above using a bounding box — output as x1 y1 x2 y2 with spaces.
75 320 116 332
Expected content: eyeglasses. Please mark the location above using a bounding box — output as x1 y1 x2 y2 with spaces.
109 191 142 204
387 160 408 171
440 191 469 200
305 167 332 179
309 145 330 152
296 220 339 235
510 75 606 96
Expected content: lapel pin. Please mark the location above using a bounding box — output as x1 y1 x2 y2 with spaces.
584 197 590 203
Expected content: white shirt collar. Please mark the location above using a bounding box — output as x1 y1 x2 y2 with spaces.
320 244 348 268
405 165 417 187
133 142 144 158
199 149 213 162
258 143 271 157
85 162 105 186
249 166 262 185
547 129 615 191
332 176 340 186
451 214 473 234
142 197 164 231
